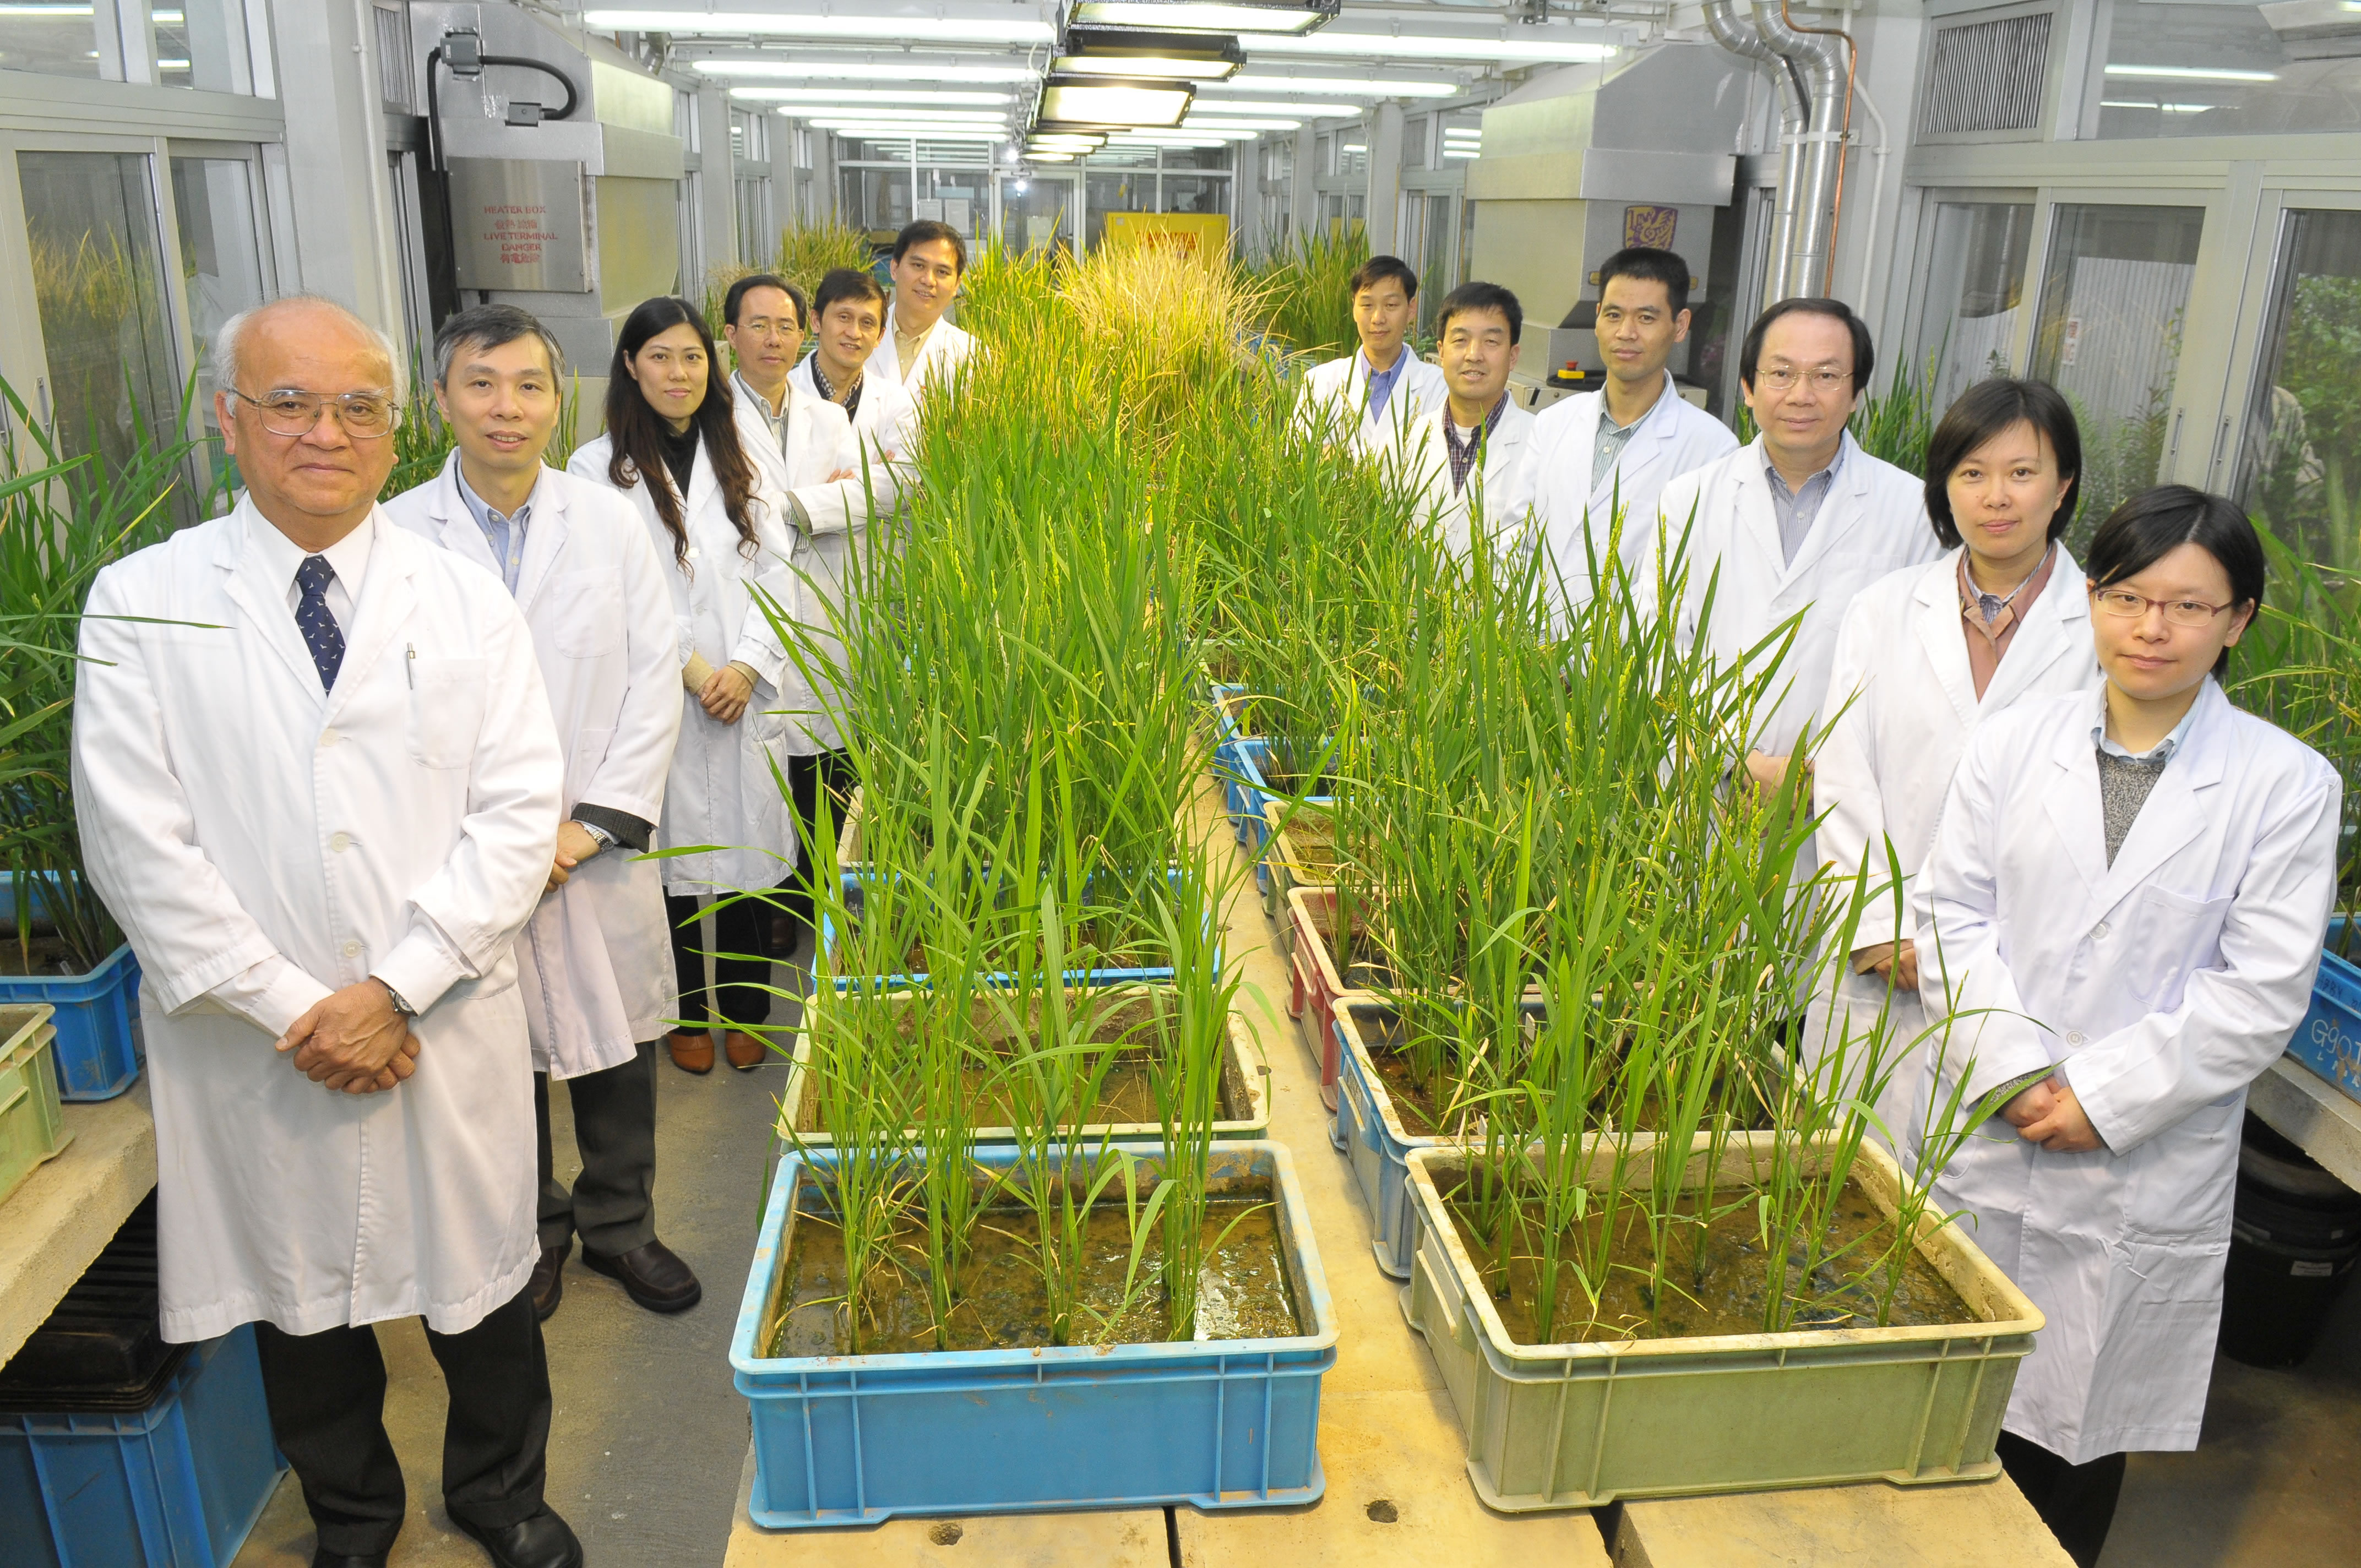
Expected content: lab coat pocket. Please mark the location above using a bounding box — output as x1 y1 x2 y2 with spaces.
552 569 624 657
408 656 487 769
2087 1231 2228 1434
2120 885 2234 1006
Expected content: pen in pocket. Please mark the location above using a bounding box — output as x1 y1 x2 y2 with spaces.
407 644 416 688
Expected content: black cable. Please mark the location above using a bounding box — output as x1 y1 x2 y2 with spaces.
479 54 581 121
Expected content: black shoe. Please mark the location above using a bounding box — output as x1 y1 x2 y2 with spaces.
312 1551 390 1568
581 1238 701 1314
530 1238 568 1322
452 1506 582 1568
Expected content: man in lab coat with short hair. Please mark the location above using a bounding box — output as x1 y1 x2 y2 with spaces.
1296 253 1449 456
72 297 581 1568
1399 280 1539 560
1527 245 1737 610
868 218 977 408
384 303 701 1325
1643 297 1941 800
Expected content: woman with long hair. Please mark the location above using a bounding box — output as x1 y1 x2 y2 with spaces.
568 295 794 1075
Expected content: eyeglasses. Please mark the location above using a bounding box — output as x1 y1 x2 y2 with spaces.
1753 365 1852 395
226 387 401 438
2090 587 2237 627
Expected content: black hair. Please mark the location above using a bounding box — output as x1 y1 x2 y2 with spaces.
1596 247 1691 317
1924 378 2083 549
1739 296 1875 393
603 296 761 567
1348 254 1420 301
2085 484 2265 677
723 272 808 331
431 302 564 387
815 266 888 322
892 219 968 274
1436 280 1523 346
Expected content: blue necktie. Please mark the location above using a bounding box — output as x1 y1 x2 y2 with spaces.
294 555 345 692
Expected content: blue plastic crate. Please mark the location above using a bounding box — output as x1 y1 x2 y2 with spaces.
1225 739 1336 856
1209 682 1252 745
0 1325 285 1568
731 1140 1336 1527
0 944 142 1101
2288 941 2361 1104
817 870 1216 995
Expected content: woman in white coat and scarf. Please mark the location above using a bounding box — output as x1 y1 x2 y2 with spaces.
1914 487 2341 1566
1807 379 2102 1162
568 297 797 1076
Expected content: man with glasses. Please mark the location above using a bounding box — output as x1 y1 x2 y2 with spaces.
1641 296 1939 807
70 296 580 1568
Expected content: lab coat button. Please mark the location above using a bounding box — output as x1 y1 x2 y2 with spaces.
2092 921 2109 940
329 832 351 853
342 939 362 957
2066 1030 2086 1046
319 728 339 747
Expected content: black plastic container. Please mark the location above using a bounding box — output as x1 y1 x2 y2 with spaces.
0 1194 187 1411
2218 1115 2361 1369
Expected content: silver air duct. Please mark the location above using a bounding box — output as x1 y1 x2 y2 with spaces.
1700 2 1806 307
1750 1 1849 303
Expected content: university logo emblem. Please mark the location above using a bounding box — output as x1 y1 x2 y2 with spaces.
1623 204 1678 251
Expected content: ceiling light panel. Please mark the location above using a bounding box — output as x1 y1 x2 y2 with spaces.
730 88 1013 106
1183 97 1358 116
1250 29 1617 64
2102 64 2278 81
1040 77 1195 127
1182 116 1301 130
585 10 1054 45
1218 72 1459 97
1055 26 1241 80
692 60 1040 84
1071 2 1330 34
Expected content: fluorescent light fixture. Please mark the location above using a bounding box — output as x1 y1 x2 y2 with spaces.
1056 26 1241 80
1184 97 1359 116
1252 30 1615 65
1040 77 1194 127
584 10 1053 45
1118 127 1254 143
2100 100 2217 112
1073 1 1328 34
1220 72 1459 97
799 109 1007 124
692 60 1039 84
731 88 1013 106
1183 116 1301 130
1030 151 1076 161
819 126 1005 141
1441 148 1478 159
2103 64 2277 82
0 4 97 13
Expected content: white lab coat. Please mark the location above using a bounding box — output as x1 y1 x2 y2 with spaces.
791 356 916 473
1397 399 1540 562
866 312 977 406
383 456 682 1079
567 432 799 896
1296 350 1449 457
1526 372 1737 608
70 500 562 1341
1803 547 2102 1157
1916 679 2340 1462
1644 432 1941 763
732 379 900 755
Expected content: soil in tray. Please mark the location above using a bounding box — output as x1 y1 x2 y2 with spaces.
1440 1179 1975 1344
0 937 86 977
1300 901 1397 991
1274 813 1342 877
767 1189 1300 1356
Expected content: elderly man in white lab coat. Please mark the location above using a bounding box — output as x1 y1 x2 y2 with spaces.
867 217 977 409
1294 253 1448 457
384 303 700 1326
1527 246 1736 611
72 297 579 1568
1643 298 1941 807
1399 280 1539 562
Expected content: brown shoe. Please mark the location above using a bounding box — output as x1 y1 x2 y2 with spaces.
725 1030 769 1070
530 1238 568 1322
667 1029 714 1074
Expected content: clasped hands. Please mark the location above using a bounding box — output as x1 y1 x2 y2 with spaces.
2001 1075 2103 1153
276 978 418 1095
682 651 757 725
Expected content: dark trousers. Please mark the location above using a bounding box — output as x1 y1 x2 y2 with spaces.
253 1284 551 1558
1996 1430 2127 1568
666 886 780 1030
782 747 859 935
534 1039 658 1255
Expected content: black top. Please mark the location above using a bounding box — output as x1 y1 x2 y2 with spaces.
657 421 699 500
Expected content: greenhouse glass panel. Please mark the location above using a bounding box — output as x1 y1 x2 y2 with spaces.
168 153 268 421
2236 209 2361 573
1907 199 2033 410
18 150 181 478
152 0 247 93
0 6 100 78
2030 203 2204 541
2095 2 2361 139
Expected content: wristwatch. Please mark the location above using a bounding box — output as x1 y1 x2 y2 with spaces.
377 978 418 1017
575 819 617 851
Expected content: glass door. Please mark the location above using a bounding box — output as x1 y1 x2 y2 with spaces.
1905 195 2034 410
2030 203 2206 543
2234 208 2361 573
1001 172 1078 255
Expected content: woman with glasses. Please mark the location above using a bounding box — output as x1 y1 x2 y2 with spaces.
1804 379 2101 1161
568 296 795 1076
1913 486 2341 1567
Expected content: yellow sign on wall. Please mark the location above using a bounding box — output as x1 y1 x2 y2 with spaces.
1101 212 1231 259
